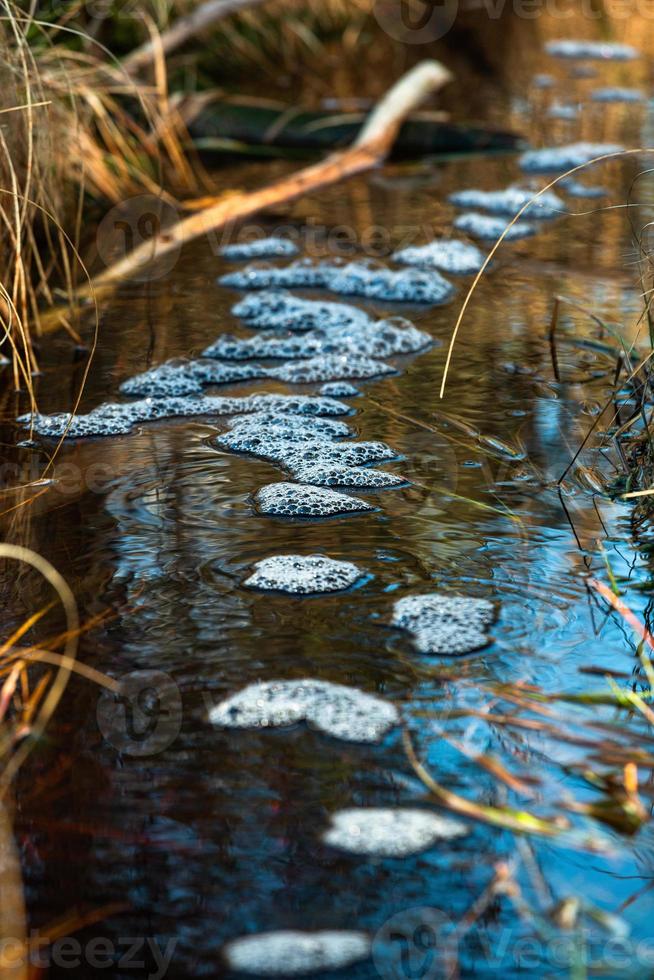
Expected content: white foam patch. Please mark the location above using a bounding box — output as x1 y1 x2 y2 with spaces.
243 554 363 594
254 482 374 518
227 412 351 441
220 236 299 260
119 360 265 397
520 142 623 173
319 382 360 397
219 258 455 305
449 187 566 220
19 393 349 439
392 239 485 275
268 354 394 384
202 316 431 362
392 593 496 655
218 428 397 472
223 930 371 976
548 102 579 120
218 415 402 488
591 86 644 103
545 39 638 61
209 678 399 742
323 807 468 856
233 291 372 332
559 178 607 198
454 212 537 241
291 463 405 489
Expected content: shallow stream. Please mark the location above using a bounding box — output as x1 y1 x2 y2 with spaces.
3 20 654 980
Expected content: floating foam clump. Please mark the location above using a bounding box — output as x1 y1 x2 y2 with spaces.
233 291 372 332
392 239 485 275
227 412 351 442
520 142 623 173
245 394 348 416
223 930 371 976
254 482 374 518
559 178 607 198
119 359 265 397
219 429 396 468
268 354 394 384
220 236 299 260
454 213 537 242
121 354 394 395
209 678 399 742
320 382 360 398
243 554 363 594
392 593 496 655
449 187 566 220
591 87 644 103
203 316 431 362
548 103 579 120
219 258 455 305
220 425 404 488
19 393 348 439
545 40 638 61
291 462 405 489
219 417 403 487
323 808 468 857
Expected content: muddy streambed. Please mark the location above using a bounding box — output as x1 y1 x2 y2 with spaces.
3 31 654 980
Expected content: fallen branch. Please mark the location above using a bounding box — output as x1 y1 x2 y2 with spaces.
89 60 452 289
123 0 270 74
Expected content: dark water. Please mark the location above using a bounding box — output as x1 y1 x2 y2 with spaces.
4 22 654 980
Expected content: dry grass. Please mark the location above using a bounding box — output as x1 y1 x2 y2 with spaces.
0 1 206 402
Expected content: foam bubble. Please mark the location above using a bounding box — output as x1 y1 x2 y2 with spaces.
119 360 265 398
243 554 363 594
203 316 431 362
319 382 360 398
233 291 372 332
453 212 537 241
392 593 496 655
448 187 566 220
545 40 638 61
209 678 399 742
19 393 349 439
254 482 374 518
520 142 623 173
219 259 455 305
223 930 371 976
268 354 395 384
392 239 485 275
220 236 299 260
323 807 468 856
591 87 645 103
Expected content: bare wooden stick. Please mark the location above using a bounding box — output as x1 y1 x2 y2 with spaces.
123 0 270 74
90 60 452 289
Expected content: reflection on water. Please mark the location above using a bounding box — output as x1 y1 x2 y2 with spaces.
4 13 654 980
